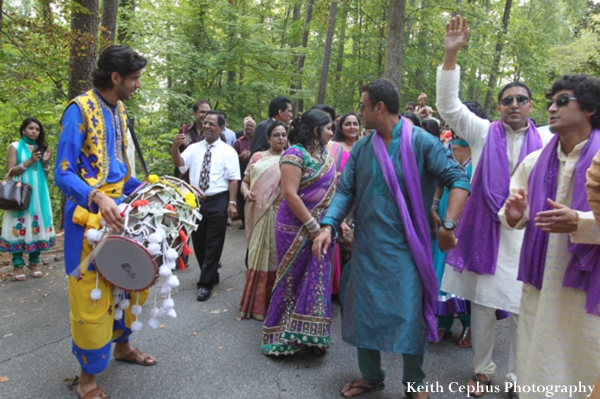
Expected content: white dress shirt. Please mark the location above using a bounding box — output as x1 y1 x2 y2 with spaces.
179 139 240 196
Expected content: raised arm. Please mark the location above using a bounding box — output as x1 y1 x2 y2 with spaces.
436 15 490 146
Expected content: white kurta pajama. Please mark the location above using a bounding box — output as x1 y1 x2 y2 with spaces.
436 66 554 381
499 141 600 399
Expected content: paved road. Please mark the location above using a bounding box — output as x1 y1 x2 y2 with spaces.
0 226 513 398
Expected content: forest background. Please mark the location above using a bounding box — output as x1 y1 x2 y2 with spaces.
1 0 599 223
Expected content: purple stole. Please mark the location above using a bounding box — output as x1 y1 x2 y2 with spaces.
519 130 600 316
372 118 438 342
446 121 542 275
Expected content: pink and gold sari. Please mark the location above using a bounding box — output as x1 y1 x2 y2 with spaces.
239 152 283 320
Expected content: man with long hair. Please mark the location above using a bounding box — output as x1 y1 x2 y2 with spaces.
55 45 154 399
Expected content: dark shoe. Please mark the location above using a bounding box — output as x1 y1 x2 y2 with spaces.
197 288 211 301
238 224 245 230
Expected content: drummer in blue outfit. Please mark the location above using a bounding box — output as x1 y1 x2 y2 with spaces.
55 45 156 399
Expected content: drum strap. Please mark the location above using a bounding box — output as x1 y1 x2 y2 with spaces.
125 110 149 179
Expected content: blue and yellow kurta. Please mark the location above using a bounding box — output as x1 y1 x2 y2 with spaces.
322 122 470 355
55 89 144 374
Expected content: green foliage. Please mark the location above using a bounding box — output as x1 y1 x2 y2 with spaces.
0 0 596 227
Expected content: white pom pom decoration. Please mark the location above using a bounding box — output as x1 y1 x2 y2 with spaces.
85 229 103 245
147 232 162 243
150 307 160 318
159 265 172 277
90 288 102 300
166 308 177 319
156 228 167 240
131 305 143 316
167 275 180 288
130 321 143 332
160 283 171 295
162 298 174 310
148 318 160 329
165 248 178 262
147 243 162 256
118 298 130 310
114 308 124 321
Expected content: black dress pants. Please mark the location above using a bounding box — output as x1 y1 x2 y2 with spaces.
193 191 228 289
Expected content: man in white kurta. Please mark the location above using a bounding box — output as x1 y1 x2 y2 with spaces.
436 16 553 396
500 74 600 399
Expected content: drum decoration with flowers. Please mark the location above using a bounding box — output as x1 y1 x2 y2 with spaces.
85 175 203 331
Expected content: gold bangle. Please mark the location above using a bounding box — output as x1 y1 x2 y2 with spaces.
88 189 99 210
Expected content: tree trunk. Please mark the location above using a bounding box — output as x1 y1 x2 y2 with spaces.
483 0 512 116
383 0 407 92
316 1 337 105
40 0 53 26
293 0 315 115
0 0 4 34
334 5 347 83
68 0 98 101
100 0 118 47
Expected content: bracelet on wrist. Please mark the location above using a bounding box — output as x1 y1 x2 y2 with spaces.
229 200 237 206
88 189 99 210
18 163 27 171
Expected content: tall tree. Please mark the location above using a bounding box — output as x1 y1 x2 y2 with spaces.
316 1 337 105
68 0 98 100
383 0 407 91
483 0 512 116
293 0 315 114
100 0 118 47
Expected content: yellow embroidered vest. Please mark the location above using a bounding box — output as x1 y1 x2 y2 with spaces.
61 90 131 188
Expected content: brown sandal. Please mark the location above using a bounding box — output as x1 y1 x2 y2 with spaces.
78 386 110 399
114 348 157 366
457 326 472 348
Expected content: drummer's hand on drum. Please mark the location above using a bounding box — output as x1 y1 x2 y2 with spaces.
227 203 237 221
94 191 124 232
172 133 187 149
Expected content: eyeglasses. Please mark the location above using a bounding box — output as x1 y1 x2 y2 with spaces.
546 95 578 111
271 133 287 139
499 95 530 107
359 103 371 112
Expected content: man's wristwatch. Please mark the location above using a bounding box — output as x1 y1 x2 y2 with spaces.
229 201 237 206
441 219 457 231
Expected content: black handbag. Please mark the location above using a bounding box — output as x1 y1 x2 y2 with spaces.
0 168 32 211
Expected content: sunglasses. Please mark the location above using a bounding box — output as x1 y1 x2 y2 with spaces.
546 95 578 111
358 103 367 112
499 95 530 107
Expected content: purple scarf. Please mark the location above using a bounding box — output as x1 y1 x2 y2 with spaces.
446 120 542 274
519 130 600 316
372 118 438 342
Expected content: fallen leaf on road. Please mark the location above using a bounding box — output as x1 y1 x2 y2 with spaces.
3 334 13 338
219 346 223 349
43 294 48 297
223 309 228 312
210 310 220 314
293 365 299 369
226 288 232 291
64 376 79 389
3 314 14 319
159 324 165 328
0 376 9 382
193 332 198 335
236 316 243 321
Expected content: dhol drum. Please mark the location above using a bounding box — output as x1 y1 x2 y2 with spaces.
91 175 202 292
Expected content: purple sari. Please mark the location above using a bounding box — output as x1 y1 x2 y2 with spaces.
262 145 336 355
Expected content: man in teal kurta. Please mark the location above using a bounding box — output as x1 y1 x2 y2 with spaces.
314 79 470 398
